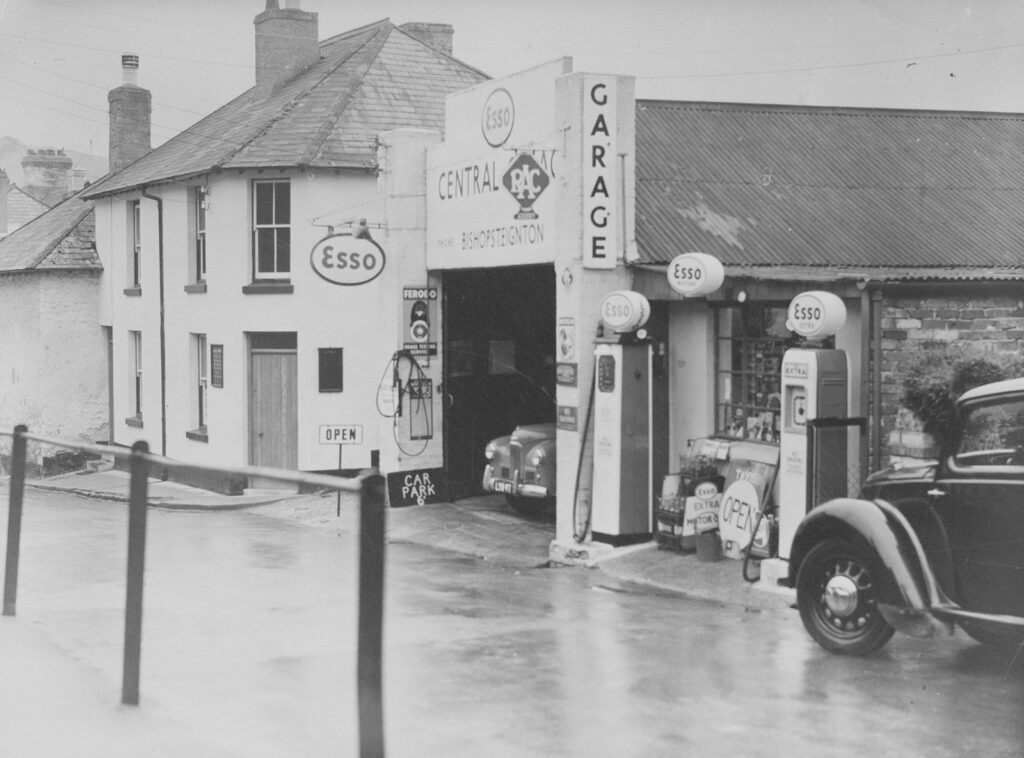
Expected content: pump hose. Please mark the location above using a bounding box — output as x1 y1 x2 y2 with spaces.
572 369 597 543
741 505 772 583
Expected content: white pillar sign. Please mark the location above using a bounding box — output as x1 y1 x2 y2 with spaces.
582 78 618 269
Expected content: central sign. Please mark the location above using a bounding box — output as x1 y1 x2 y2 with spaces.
426 58 570 269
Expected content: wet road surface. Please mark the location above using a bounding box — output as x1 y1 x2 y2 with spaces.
3 488 1022 757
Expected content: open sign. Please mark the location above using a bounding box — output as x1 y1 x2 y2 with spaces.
318 425 363 445
310 235 386 286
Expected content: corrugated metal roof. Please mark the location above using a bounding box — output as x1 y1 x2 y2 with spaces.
635 100 1024 275
0 191 98 272
83 19 488 198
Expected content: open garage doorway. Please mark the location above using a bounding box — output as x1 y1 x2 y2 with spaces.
443 265 556 499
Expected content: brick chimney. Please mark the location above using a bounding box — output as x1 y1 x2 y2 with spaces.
108 53 152 172
22 148 73 203
254 0 319 97
398 22 454 56
0 169 8 235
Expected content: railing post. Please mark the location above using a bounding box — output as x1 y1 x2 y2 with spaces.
3 425 28 617
122 440 150 706
357 474 386 758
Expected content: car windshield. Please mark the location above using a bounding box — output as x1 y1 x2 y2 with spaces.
955 397 1024 464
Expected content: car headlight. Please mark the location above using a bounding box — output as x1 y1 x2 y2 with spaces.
528 448 546 467
484 441 497 460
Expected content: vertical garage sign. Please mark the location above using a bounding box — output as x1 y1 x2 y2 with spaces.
583 77 617 269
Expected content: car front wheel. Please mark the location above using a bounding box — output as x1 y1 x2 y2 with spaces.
796 539 895 656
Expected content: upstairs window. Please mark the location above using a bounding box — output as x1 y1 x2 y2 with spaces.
127 199 141 290
192 186 207 283
253 180 290 279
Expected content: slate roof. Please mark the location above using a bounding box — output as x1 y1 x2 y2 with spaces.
0 191 99 272
83 19 488 198
635 100 1024 280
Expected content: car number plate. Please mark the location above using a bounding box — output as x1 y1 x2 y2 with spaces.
491 479 514 493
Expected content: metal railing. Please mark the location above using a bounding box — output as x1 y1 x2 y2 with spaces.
2 425 386 758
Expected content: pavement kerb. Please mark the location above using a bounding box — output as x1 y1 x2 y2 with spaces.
22 476 302 510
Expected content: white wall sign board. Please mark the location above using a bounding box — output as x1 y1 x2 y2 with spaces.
427 59 571 269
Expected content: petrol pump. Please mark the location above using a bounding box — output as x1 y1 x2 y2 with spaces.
591 291 653 545
777 291 850 560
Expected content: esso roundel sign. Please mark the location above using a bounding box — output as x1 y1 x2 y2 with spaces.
481 87 515 147
600 290 650 333
666 252 724 297
786 291 846 340
310 234 386 286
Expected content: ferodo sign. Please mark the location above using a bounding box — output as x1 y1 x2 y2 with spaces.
310 234 386 286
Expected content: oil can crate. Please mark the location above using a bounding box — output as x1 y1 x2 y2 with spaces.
656 496 684 550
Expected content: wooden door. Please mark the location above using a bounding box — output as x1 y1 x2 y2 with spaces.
250 349 298 489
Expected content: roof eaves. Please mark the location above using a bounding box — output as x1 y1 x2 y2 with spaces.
24 204 96 270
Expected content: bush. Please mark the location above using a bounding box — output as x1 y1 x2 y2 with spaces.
900 350 1024 446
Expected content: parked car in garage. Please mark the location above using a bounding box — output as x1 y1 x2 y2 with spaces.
788 377 1024 656
482 423 556 514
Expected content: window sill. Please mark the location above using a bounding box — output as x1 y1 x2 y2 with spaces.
123 286 142 297
125 416 143 428
185 428 209 443
242 280 293 295
184 282 207 294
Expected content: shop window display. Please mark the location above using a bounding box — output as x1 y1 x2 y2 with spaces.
714 304 829 443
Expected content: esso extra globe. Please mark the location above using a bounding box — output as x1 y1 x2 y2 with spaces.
786 291 846 340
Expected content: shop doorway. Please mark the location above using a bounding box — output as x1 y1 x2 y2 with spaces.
249 332 298 491
443 265 556 499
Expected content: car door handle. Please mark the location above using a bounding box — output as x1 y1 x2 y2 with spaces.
926 487 946 497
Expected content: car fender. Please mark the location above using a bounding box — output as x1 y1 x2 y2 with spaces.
788 497 937 614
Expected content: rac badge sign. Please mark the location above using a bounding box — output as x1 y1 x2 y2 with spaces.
310 234 386 286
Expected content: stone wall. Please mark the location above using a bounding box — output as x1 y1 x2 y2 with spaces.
879 291 1024 462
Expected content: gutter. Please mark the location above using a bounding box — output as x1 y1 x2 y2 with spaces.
139 187 167 459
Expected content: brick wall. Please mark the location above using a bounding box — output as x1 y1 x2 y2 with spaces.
879 291 1024 462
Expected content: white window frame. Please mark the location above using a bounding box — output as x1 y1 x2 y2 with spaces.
128 199 141 288
252 179 290 279
129 330 143 420
193 187 207 283
192 333 208 431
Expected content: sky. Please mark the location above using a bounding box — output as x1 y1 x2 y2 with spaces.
2 0 1024 178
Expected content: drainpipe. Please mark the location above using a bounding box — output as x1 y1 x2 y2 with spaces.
140 186 167 460
871 289 883 472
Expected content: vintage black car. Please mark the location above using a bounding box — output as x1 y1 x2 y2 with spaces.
788 377 1024 655
482 423 556 514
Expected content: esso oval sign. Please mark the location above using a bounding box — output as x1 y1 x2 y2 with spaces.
310 234 386 286
481 87 515 147
600 290 650 333
666 252 725 297
786 291 846 340
694 481 719 500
